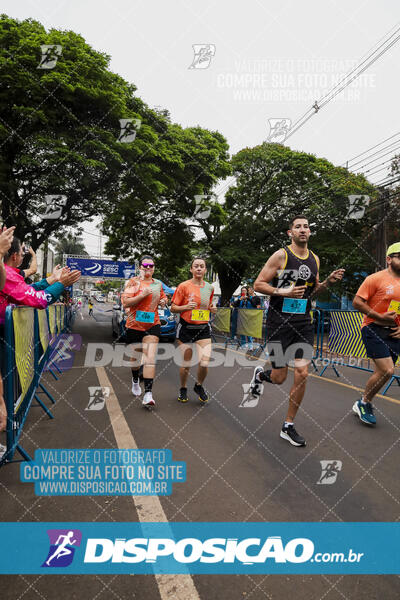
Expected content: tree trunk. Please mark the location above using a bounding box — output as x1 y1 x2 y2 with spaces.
218 267 241 306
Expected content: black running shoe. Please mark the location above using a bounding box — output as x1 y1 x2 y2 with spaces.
178 387 188 403
194 383 209 404
280 424 306 447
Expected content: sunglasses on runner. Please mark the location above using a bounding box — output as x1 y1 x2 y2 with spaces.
141 263 155 269
389 253 400 259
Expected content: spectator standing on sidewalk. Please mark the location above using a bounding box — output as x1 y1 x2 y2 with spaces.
0 225 15 437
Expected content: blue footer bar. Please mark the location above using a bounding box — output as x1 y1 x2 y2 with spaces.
0 522 398 574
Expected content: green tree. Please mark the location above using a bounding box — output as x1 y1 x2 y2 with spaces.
94 280 121 294
51 232 88 264
210 143 377 302
103 125 231 281
0 15 180 249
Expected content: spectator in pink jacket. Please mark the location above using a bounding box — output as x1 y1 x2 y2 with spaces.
0 237 81 326
0 225 15 435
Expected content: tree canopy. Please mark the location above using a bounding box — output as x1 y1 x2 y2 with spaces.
209 143 377 301
1 15 386 302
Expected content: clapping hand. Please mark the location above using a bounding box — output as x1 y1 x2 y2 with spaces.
0 225 16 258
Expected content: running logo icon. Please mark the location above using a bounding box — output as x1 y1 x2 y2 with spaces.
317 460 342 485
267 119 291 143
276 269 299 289
37 45 62 69
239 383 262 408
117 118 141 143
42 529 82 567
188 44 216 69
86 386 110 411
347 195 370 220
193 195 212 220
38 195 67 220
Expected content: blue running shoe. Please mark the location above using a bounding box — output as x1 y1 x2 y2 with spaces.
352 400 376 425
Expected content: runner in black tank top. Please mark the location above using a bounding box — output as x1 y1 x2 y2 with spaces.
243 215 344 447
267 245 318 327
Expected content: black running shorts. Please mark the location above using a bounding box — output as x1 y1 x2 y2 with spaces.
266 318 314 369
126 325 161 344
176 318 211 344
361 323 400 364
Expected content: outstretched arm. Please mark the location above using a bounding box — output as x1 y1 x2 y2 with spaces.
312 255 345 296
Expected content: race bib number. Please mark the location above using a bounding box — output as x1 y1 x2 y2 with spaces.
388 300 400 314
158 309 165 316
282 298 307 314
136 310 155 323
191 309 210 322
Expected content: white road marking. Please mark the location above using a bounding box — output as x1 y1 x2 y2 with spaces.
96 366 201 600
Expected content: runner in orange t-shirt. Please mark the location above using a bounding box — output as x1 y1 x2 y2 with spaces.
171 256 217 404
352 242 400 426
122 255 167 408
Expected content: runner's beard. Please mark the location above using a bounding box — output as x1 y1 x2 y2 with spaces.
390 261 400 276
293 235 309 247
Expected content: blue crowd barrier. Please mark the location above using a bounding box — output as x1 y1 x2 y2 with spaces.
1 303 73 466
316 309 400 396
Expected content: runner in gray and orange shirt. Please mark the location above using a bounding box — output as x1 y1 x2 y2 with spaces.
122 255 167 408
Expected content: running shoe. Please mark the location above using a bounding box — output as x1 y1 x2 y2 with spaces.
194 383 209 404
178 387 189 403
280 424 306 447
0 443 6 460
352 399 376 425
131 380 141 396
250 366 264 398
142 392 155 407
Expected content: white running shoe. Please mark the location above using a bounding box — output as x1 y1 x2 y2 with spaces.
142 392 155 407
131 380 142 396
250 366 264 398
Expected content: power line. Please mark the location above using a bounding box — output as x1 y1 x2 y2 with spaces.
372 173 400 187
355 154 400 176
318 31 400 110
344 131 400 167
318 25 400 106
284 23 400 142
348 139 400 170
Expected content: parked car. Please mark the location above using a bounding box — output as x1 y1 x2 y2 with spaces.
112 304 176 342
157 306 177 342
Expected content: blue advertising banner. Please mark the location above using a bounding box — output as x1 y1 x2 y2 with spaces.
0 522 398 574
66 258 135 279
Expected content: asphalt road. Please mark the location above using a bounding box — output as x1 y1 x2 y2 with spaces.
1 301 399 599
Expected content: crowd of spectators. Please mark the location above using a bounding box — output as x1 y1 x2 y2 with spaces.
223 285 269 349
0 225 81 458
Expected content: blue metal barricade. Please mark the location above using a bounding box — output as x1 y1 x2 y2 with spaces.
317 309 400 395
1 304 72 466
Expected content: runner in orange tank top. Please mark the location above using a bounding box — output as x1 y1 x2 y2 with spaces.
171 257 217 404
